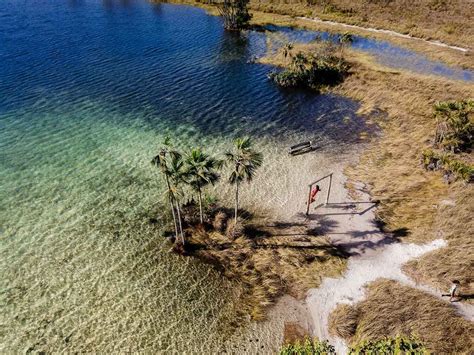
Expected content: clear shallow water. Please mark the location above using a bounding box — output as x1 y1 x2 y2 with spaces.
0 1 366 352
1 0 466 352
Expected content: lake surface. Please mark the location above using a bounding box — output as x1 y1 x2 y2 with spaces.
0 0 468 352
264 25 474 82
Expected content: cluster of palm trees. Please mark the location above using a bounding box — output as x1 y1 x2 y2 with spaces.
151 137 263 245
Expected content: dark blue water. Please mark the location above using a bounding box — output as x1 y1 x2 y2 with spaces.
0 0 366 143
0 1 468 352
1 1 366 352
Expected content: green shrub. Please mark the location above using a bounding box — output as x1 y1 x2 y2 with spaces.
279 338 336 355
268 46 349 92
349 335 427 354
434 99 474 152
421 149 473 182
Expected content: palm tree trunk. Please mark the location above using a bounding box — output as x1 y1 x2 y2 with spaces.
165 175 179 240
175 199 185 245
234 180 239 224
198 188 203 224
170 199 179 239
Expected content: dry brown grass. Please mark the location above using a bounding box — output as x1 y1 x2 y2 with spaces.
159 0 474 69
264 42 474 348
247 0 474 50
185 211 347 321
328 279 474 353
329 51 474 298
403 185 474 302
251 10 474 70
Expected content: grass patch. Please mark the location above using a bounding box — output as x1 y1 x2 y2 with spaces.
433 99 474 153
349 335 427 354
279 337 335 355
171 203 347 321
246 0 474 49
328 279 474 353
422 149 474 182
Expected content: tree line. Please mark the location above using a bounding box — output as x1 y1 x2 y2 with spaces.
151 137 263 245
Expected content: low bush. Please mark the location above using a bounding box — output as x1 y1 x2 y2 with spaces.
279 338 335 355
268 44 349 91
434 99 473 153
421 149 473 182
349 335 427 354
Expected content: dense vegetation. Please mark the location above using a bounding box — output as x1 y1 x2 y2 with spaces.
151 137 262 247
434 99 473 153
279 338 335 355
212 0 252 30
422 99 474 182
279 336 426 355
268 37 351 92
349 335 426 355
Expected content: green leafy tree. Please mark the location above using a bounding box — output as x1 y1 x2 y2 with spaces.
184 148 221 224
152 143 178 242
215 0 252 30
225 137 263 223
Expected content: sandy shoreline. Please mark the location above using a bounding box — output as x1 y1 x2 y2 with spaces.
260 169 467 351
264 168 473 352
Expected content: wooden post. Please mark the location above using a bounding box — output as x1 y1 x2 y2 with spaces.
306 184 312 215
325 173 332 205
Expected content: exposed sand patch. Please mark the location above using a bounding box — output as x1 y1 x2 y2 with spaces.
300 175 473 353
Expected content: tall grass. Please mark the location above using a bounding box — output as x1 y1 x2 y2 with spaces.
329 279 474 353
184 207 347 321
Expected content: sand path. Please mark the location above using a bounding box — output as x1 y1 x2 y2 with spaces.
302 172 474 354
297 16 470 53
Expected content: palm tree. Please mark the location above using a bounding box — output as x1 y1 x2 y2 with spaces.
338 32 353 63
184 148 221 224
151 139 185 245
225 137 263 223
167 150 186 245
282 42 294 62
291 52 308 74
152 147 179 242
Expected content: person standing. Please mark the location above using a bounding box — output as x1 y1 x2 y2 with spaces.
449 280 460 302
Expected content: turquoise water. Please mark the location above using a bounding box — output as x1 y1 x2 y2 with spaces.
0 1 366 352
0 0 468 352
